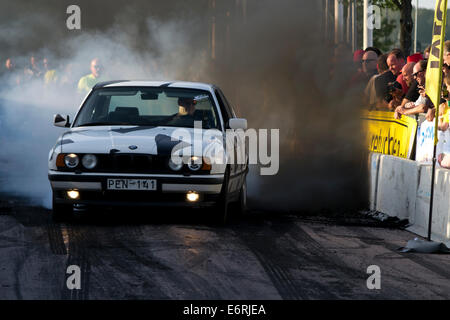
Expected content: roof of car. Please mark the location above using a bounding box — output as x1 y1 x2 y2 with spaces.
94 80 216 91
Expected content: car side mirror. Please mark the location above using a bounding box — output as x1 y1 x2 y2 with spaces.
54 114 70 128
228 118 247 130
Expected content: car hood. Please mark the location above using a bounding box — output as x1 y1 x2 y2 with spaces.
56 125 223 156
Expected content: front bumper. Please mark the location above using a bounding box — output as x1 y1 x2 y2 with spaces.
49 170 224 207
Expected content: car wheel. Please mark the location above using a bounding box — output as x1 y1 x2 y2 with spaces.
52 193 72 222
228 179 247 220
236 179 247 216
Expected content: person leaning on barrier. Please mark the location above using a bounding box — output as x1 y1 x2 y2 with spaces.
427 72 450 130
394 60 433 119
394 61 419 110
436 72 450 168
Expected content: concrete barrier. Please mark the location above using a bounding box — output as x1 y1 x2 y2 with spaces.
368 153 381 211
369 153 450 245
408 164 431 238
375 155 419 220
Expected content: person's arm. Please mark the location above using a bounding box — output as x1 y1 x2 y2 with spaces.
400 104 428 115
400 97 412 108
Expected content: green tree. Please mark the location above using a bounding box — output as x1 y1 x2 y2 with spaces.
370 0 413 55
343 1 413 54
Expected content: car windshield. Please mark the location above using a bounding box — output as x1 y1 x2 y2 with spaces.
73 87 220 129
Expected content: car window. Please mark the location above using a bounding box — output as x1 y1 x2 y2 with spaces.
217 89 236 118
73 87 220 129
214 89 232 123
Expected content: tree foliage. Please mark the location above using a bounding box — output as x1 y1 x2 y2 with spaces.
342 0 413 54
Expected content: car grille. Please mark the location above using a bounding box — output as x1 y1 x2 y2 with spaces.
95 154 168 173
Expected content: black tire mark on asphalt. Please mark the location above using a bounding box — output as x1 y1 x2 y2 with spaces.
47 222 67 255
275 221 378 299
236 219 350 299
86 224 172 299
61 224 91 300
107 225 222 299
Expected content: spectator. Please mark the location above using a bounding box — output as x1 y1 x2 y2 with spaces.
424 45 431 60
408 53 424 64
364 46 382 57
375 49 406 109
5 58 14 72
353 49 364 72
43 59 58 87
24 55 42 80
365 53 389 108
77 58 105 94
401 62 415 88
393 54 425 110
395 60 432 118
4 58 20 86
352 49 379 86
436 73 450 168
361 49 379 79
376 53 389 74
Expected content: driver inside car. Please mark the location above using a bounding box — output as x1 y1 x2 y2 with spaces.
165 97 198 127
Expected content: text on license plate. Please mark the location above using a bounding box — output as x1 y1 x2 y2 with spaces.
107 179 157 190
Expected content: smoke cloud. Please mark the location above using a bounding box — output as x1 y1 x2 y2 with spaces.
0 0 368 212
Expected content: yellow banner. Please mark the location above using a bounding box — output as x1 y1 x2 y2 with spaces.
425 0 447 144
362 110 418 159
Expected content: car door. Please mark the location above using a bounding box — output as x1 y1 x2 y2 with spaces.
215 88 247 197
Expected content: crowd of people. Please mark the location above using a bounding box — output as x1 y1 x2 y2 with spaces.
2 56 105 95
349 42 450 167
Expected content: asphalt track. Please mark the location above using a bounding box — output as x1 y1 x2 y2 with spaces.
0 194 450 300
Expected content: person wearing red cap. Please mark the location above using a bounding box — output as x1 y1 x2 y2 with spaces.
353 49 365 66
407 53 424 64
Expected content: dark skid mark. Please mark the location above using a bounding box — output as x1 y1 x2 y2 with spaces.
155 134 191 155
111 126 156 134
47 223 67 255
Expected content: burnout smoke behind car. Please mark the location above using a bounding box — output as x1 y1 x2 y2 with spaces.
0 0 367 211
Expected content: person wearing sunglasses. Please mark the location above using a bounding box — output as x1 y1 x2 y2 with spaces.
395 60 433 119
361 50 378 79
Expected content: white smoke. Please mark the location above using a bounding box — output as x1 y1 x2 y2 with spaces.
0 14 209 208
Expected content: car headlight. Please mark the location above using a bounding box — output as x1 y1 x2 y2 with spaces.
188 156 202 171
168 157 183 171
82 154 97 169
64 154 79 168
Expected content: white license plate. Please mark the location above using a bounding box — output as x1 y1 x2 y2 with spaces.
107 179 157 191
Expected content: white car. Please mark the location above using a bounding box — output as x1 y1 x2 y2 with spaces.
48 81 248 222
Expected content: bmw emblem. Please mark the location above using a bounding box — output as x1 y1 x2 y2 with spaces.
128 145 138 150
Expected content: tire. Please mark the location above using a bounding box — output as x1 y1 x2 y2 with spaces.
52 193 72 222
229 179 247 220
236 179 247 216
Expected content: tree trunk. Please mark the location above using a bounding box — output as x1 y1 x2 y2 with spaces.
399 0 413 55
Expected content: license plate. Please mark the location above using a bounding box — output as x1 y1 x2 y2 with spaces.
107 179 157 191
